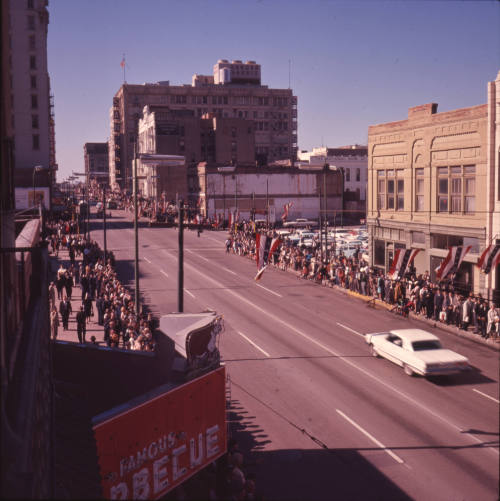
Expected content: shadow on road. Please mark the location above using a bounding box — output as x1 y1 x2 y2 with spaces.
425 367 496 386
226 396 413 501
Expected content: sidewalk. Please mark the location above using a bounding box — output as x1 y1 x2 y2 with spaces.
50 247 107 346
327 277 500 351
270 261 500 351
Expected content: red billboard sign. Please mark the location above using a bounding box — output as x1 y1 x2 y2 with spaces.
93 367 227 499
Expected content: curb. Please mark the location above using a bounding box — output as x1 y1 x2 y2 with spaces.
303 273 500 351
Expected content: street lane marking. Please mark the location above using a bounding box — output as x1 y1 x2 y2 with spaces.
160 247 498 455
473 389 500 404
336 322 365 338
256 283 282 298
144 257 152 264
237 331 270 357
185 248 210 262
184 289 195 299
223 267 237 275
336 409 405 464
160 269 168 277
206 236 222 245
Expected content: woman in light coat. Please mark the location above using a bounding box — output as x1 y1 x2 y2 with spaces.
487 303 499 338
50 307 59 340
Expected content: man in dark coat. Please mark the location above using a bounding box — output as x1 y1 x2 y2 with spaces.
96 295 104 325
76 306 86 343
59 296 72 330
433 289 444 321
80 273 89 301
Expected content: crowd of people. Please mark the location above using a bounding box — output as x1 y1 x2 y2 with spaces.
226 222 500 340
47 219 157 351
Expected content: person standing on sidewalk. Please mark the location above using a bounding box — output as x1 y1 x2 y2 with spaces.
76 306 86 344
83 292 93 323
59 296 72 330
48 282 56 310
50 306 59 340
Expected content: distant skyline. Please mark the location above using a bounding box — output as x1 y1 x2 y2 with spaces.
47 0 500 182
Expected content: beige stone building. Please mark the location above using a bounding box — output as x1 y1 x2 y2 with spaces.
367 94 499 300
109 60 297 192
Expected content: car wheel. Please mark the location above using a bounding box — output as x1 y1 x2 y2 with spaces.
370 345 379 358
403 364 414 377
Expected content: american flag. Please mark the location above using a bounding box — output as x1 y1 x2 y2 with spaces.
281 202 292 222
255 234 281 281
388 249 421 280
436 246 471 281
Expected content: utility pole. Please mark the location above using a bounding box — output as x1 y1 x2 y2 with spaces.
324 163 328 263
133 144 140 317
319 186 323 262
266 178 269 228
178 202 184 312
103 188 107 265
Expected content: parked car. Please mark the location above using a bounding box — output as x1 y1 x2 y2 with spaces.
365 329 470 377
283 218 318 228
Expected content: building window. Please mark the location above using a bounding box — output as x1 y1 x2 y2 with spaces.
377 169 403 211
30 75 37 89
415 168 424 211
31 94 38 109
396 170 404 211
377 170 385 210
32 114 39 128
30 55 36 70
356 168 360 182
27 15 35 30
32 134 39 150
387 170 395 209
437 165 475 214
29 34 35 50
345 168 350 182
464 165 475 214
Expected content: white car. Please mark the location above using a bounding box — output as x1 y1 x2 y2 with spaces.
365 328 470 376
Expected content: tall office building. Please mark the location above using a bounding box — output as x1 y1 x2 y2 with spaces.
109 59 297 191
8 0 55 208
84 142 109 187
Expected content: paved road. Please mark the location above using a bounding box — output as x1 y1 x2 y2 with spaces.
91 211 499 500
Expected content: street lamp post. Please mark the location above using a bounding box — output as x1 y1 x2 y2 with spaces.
323 163 328 263
178 201 184 312
133 144 140 317
103 187 107 265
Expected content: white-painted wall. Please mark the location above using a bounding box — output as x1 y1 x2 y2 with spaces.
205 171 341 222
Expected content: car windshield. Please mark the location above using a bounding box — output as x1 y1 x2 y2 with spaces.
412 340 442 351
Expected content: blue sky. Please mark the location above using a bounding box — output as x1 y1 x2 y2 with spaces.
48 0 500 181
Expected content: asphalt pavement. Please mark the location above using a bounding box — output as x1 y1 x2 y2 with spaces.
87 210 499 501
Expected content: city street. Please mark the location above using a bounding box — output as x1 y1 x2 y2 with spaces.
92 211 499 500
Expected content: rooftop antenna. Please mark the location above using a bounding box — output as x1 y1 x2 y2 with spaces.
120 53 126 84
288 59 291 89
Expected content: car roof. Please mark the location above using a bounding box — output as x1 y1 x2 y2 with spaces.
389 329 439 342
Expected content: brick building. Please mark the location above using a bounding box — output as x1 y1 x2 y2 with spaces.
109 60 297 192
137 106 255 202
84 142 109 188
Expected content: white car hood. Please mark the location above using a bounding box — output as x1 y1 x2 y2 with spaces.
415 349 468 364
